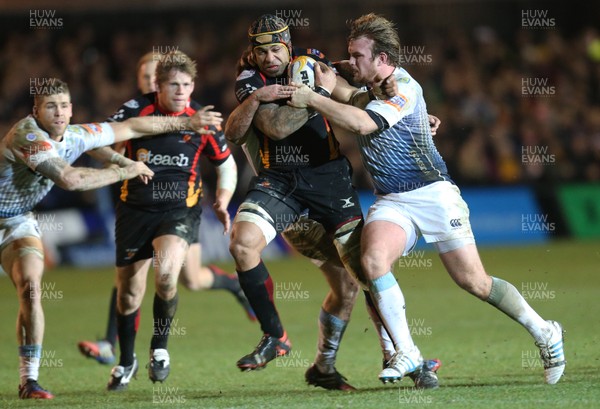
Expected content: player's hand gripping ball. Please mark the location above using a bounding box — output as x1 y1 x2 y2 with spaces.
288 56 316 89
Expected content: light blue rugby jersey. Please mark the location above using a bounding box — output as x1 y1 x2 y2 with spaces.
359 67 451 194
0 116 115 217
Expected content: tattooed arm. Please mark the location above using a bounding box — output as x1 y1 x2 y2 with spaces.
225 85 296 145
36 157 153 191
86 146 134 167
253 103 309 141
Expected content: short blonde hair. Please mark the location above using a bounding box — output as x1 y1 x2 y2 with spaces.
33 78 69 106
155 50 197 85
348 13 401 66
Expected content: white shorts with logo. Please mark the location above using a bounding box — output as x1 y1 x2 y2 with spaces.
365 181 475 255
0 212 41 254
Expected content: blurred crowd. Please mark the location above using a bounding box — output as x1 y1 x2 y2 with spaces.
1 8 599 209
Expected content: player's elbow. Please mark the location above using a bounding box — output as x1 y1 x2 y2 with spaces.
265 128 290 140
352 121 377 136
224 127 247 146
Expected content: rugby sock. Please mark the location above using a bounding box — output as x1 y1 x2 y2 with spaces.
487 276 552 343
314 309 348 374
368 272 416 354
237 260 284 339
150 292 179 350
18 344 41 385
364 290 395 362
106 288 140 346
105 287 118 347
208 265 242 293
117 310 139 367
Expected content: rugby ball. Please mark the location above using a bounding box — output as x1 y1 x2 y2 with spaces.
288 55 316 89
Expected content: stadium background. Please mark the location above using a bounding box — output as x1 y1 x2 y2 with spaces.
0 0 599 264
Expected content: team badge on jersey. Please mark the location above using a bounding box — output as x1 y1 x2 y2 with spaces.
237 69 256 81
384 95 409 112
307 49 325 59
81 123 102 134
124 99 140 109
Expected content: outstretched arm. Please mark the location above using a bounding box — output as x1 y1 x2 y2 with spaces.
110 105 223 142
36 157 153 191
86 146 151 184
289 85 379 135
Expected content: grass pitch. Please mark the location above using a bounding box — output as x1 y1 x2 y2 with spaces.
1 239 599 408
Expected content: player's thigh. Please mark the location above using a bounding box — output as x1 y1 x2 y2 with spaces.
3 237 45 291
1 213 44 284
181 242 201 279
152 235 188 271
361 220 408 274
153 206 199 274
282 217 337 263
115 203 158 267
295 157 363 232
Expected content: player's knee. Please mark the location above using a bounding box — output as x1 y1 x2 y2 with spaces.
118 289 143 313
229 238 255 262
452 273 488 299
156 285 177 300
17 279 42 304
361 248 389 277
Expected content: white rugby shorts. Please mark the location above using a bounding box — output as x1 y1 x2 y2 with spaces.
0 212 42 254
365 181 475 255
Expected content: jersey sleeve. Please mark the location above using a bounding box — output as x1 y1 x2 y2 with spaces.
11 128 59 171
234 69 266 103
66 122 116 152
201 126 232 166
365 79 418 128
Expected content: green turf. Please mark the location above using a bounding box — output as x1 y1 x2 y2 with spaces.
1 239 599 408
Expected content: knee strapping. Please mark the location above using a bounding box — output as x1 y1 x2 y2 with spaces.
234 202 277 244
17 247 44 261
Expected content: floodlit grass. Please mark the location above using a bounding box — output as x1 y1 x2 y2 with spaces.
1 239 599 408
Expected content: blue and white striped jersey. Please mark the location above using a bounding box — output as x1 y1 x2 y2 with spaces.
0 116 115 217
359 67 451 194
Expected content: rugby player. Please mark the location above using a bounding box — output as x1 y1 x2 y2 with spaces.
77 52 254 369
104 50 238 391
0 78 220 399
289 13 566 385
224 14 441 390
